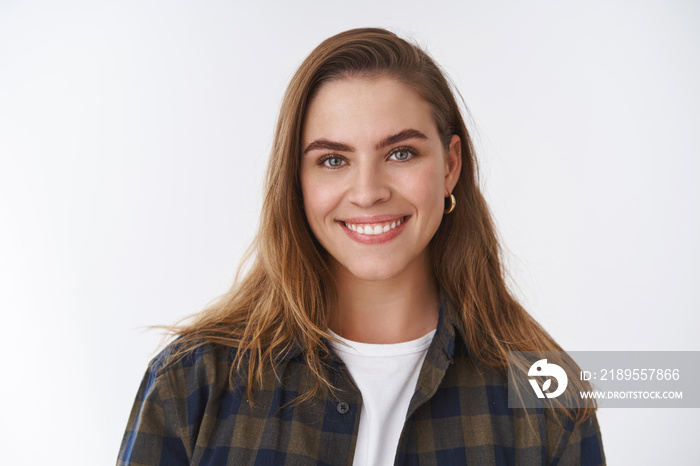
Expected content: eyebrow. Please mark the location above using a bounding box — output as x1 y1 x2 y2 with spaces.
302 128 429 156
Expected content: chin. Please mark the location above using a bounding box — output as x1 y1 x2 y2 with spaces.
343 261 406 282
349 271 397 282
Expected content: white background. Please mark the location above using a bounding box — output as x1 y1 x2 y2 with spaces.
1 1 698 464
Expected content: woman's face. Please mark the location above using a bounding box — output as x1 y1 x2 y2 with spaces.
300 76 461 283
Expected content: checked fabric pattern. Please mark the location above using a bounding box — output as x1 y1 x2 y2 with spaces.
118 291 606 465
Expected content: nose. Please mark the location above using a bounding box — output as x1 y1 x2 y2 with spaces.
346 161 391 208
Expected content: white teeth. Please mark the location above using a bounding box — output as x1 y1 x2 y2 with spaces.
344 217 405 236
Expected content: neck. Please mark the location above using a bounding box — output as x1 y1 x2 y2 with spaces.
328 252 440 344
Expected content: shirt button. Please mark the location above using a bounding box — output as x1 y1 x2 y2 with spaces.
336 402 350 414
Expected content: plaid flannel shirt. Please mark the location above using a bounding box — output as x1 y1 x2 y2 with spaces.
118 291 606 465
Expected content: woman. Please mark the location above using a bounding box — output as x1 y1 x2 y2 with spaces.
119 28 605 465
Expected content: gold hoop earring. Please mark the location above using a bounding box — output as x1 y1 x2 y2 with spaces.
444 193 456 214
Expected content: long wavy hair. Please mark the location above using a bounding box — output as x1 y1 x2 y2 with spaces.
166 27 595 425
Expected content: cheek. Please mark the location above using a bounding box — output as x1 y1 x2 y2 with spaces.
404 163 444 209
301 174 338 228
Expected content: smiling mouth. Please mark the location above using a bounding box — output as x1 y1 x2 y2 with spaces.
341 216 409 236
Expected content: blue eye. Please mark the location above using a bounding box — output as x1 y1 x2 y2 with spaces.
389 148 416 161
318 155 346 168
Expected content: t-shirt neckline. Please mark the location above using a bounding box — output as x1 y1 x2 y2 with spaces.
327 328 436 357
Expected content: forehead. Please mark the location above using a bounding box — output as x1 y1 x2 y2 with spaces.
302 76 437 144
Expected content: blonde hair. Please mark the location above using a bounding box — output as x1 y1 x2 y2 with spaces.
166 27 596 424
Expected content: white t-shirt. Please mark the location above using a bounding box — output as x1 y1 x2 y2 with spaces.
327 328 436 466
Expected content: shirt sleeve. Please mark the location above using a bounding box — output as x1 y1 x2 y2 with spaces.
117 353 190 466
548 410 606 466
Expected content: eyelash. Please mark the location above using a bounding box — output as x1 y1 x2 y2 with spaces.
316 146 419 169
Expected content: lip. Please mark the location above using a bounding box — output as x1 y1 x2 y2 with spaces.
339 214 407 224
337 215 410 245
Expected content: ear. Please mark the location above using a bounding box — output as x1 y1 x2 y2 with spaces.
444 134 462 195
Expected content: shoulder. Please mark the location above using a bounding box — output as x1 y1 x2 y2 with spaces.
448 340 605 465
144 340 247 434
146 339 242 395
119 341 245 463
544 409 606 465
